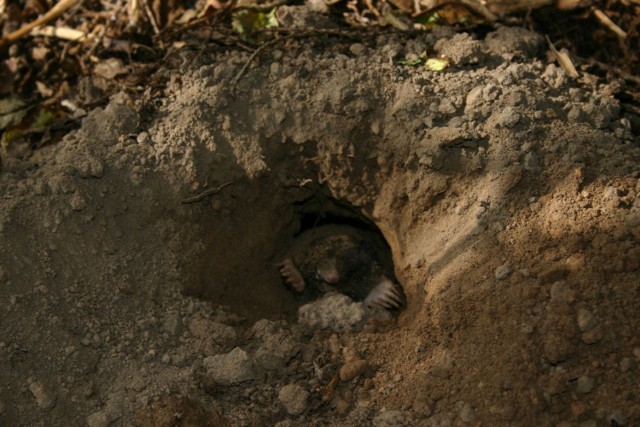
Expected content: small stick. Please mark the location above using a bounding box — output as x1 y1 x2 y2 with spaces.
592 7 627 40
181 181 234 204
30 25 87 42
142 0 161 35
364 0 381 17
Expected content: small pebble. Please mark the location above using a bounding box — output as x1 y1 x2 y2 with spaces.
278 383 309 416
349 43 365 56
620 357 634 373
495 263 512 280
460 402 475 423
87 411 109 427
405 53 419 62
550 281 574 304
70 191 87 211
373 410 405 426
336 399 351 415
28 381 55 410
581 327 603 344
412 396 433 417
576 308 597 332
576 376 594 394
339 359 368 382
203 347 255 385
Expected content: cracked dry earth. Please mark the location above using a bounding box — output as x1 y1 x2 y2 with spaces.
0 24 639 427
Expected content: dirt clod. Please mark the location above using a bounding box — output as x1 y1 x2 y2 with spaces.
278 384 309 416
339 359 369 382
203 347 256 386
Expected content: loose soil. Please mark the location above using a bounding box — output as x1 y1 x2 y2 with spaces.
1 24 639 426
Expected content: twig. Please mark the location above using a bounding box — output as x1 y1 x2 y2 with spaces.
364 0 382 17
0 0 80 51
128 0 141 27
143 0 161 35
30 25 87 42
592 7 627 40
181 181 234 204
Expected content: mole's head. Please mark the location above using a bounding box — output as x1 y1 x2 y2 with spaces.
316 257 340 284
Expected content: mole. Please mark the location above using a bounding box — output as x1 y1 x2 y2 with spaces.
279 224 405 311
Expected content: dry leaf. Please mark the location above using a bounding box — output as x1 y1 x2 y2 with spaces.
94 58 129 80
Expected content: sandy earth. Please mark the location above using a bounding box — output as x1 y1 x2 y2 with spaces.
0 21 639 426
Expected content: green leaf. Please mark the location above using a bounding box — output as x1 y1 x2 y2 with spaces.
398 59 423 66
415 11 440 26
232 9 279 41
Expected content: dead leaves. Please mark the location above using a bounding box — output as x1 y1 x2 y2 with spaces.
0 0 636 166
0 99 72 164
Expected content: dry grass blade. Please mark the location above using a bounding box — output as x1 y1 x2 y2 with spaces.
143 0 161 34
30 26 87 42
592 7 627 39
546 36 579 79
128 0 141 27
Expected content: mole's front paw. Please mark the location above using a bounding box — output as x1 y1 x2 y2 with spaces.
364 277 405 310
279 258 306 293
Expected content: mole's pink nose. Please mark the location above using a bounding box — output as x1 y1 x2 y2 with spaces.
320 271 340 284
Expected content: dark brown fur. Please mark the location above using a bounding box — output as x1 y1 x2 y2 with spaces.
280 224 405 310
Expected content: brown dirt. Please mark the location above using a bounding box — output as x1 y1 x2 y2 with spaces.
0 25 639 426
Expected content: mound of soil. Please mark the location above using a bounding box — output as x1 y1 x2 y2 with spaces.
1 24 638 426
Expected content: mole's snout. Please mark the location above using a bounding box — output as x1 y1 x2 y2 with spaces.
316 258 340 284
319 269 340 284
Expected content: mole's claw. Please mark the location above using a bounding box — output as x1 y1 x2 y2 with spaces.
364 277 405 310
279 258 306 293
